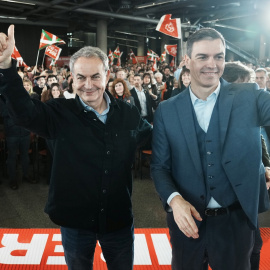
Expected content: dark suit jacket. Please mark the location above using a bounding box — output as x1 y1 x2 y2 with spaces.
151 78 270 228
130 87 156 123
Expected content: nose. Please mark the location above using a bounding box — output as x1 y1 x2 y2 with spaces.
84 77 93 89
206 57 217 68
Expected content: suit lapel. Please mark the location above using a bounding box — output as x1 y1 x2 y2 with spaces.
130 88 142 112
174 90 203 177
218 80 235 150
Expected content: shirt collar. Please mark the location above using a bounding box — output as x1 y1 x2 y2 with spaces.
189 82 221 106
79 92 111 114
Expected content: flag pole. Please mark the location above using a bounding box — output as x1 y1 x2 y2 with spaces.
42 51 46 68
35 50 40 74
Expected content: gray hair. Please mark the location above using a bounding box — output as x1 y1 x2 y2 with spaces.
154 72 163 78
187 28 226 58
69 46 109 73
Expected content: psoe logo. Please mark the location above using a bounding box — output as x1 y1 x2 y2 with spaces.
165 22 175 33
0 228 172 269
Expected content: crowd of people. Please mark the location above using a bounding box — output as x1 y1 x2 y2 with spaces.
1 24 270 270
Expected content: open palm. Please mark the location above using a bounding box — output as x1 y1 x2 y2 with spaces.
0 25 15 66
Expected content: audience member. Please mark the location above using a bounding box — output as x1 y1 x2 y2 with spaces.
111 78 135 105
171 67 191 97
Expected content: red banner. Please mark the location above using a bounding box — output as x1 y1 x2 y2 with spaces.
1 228 270 269
133 56 147 64
45 56 70 68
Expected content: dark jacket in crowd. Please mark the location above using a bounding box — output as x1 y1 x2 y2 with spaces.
0 60 152 234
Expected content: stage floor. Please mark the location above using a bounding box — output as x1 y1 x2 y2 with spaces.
0 228 270 269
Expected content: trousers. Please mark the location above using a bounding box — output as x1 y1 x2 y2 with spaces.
60 224 134 270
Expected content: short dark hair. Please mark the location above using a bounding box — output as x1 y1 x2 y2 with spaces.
222 62 251 83
47 74 58 81
134 73 142 79
187 28 226 57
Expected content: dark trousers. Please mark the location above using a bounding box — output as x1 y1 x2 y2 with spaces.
6 135 30 182
250 226 263 270
60 225 134 270
167 207 255 270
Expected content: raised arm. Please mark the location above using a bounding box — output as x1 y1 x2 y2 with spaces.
0 25 14 69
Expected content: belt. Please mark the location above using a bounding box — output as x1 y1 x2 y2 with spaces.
204 201 242 217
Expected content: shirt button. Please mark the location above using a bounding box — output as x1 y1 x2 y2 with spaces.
104 170 108 174
208 163 213 167
101 208 104 212
106 151 110 155
208 175 214 179
102 189 107 194
207 151 212 155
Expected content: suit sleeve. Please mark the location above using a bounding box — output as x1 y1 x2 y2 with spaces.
256 88 270 126
151 104 179 211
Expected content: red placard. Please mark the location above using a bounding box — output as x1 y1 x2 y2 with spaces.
45 45 62 60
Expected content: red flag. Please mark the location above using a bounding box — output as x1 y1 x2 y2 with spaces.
147 49 159 61
160 50 166 62
39 29 65 50
108 49 114 66
117 52 123 67
170 57 175 67
113 46 121 58
129 49 138 63
164 44 177 57
11 46 29 68
156 14 181 39
152 58 157 72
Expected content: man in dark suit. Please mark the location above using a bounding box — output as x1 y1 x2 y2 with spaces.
151 28 270 270
130 74 157 123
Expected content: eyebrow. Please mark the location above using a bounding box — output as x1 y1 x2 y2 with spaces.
195 52 224 57
76 73 101 77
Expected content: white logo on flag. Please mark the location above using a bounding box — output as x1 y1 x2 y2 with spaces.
165 22 175 33
171 48 177 55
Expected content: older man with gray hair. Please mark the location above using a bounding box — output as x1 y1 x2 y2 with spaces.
0 25 152 270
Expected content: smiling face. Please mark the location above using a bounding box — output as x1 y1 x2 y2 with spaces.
182 72 191 87
23 82 32 93
114 82 124 96
185 38 225 97
51 86 61 98
72 57 110 108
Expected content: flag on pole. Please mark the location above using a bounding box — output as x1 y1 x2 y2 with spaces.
152 58 157 72
11 46 29 68
156 14 181 39
113 46 121 58
39 29 66 50
170 57 175 68
147 49 159 61
164 44 177 57
49 59 56 69
108 49 114 66
160 50 166 62
117 52 123 67
129 49 138 63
